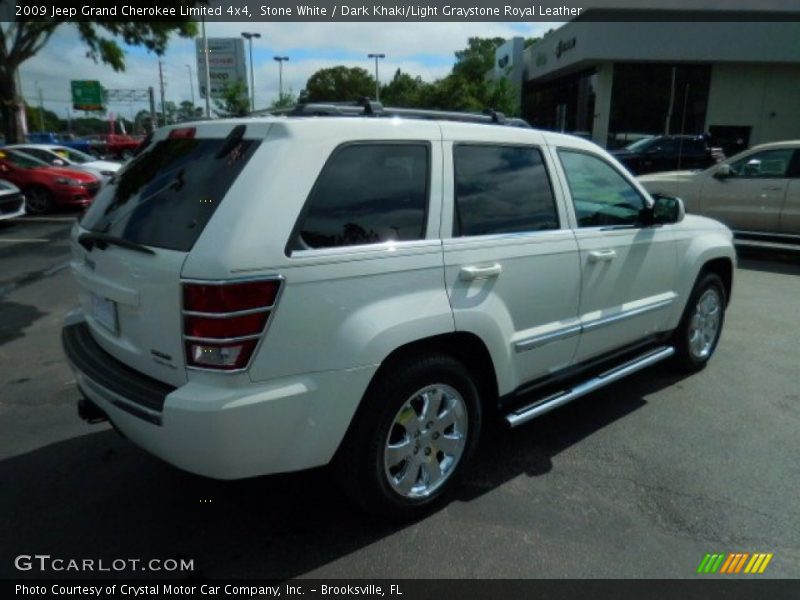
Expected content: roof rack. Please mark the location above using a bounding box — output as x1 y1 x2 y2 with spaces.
255 99 530 128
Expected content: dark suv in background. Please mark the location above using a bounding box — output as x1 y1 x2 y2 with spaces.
612 135 724 175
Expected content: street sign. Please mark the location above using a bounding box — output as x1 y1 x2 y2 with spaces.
71 80 105 111
196 37 248 99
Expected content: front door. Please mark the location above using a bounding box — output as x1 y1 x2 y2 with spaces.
554 148 678 363
699 147 794 233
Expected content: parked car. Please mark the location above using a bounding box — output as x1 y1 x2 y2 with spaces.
0 179 26 221
82 134 142 160
639 140 800 246
62 108 735 516
0 148 102 213
612 135 724 175
26 132 95 156
8 144 121 185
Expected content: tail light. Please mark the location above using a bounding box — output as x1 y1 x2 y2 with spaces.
182 279 282 371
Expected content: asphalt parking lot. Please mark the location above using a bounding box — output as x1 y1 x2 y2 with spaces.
0 214 798 580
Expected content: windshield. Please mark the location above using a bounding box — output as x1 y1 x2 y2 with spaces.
624 137 657 152
80 131 261 252
0 149 49 169
53 146 94 164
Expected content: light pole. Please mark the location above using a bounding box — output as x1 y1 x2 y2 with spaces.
367 53 385 102
185 64 195 107
241 32 261 111
273 56 289 101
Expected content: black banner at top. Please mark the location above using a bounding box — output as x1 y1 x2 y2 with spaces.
3 0 800 22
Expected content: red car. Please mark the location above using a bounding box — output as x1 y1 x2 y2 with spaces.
0 148 102 213
83 134 142 160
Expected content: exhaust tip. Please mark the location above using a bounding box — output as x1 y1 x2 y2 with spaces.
78 397 108 424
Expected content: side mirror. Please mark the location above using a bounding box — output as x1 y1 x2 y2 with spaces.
645 147 661 155
713 164 732 179
0 162 9 172
52 159 66 166
649 194 685 225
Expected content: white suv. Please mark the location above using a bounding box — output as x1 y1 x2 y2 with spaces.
63 107 735 516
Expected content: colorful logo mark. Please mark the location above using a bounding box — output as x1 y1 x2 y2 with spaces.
697 553 773 574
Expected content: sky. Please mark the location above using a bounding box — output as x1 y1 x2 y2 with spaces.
15 21 558 124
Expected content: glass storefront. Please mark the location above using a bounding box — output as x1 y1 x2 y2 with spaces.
522 63 711 149
522 69 597 139
608 63 711 148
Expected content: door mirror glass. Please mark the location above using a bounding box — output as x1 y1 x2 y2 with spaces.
650 194 685 224
713 164 732 179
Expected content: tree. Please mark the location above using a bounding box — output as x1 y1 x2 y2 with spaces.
380 69 430 108
299 66 375 103
0 8 201 143
176 100 203 122
213 79 249 118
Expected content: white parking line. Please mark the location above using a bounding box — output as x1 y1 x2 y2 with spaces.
0 238 50 243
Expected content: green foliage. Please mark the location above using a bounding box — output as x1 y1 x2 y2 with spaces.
25 104 62 133
380 69 428 108
299 37 520 116
177 101 203 122
299 66 376 103
0 7 202 142
213 79 250 118
270 90 298 110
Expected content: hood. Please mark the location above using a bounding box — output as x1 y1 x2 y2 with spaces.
41 165 100 182
83 159 122 172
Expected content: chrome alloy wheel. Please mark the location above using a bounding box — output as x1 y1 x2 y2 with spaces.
688 288 722 360
383 384 468 499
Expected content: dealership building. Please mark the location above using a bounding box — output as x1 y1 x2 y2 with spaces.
493 14 800 153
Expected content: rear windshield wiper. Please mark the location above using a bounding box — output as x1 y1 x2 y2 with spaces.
78 232 155 255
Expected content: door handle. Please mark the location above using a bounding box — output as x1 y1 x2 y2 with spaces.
587 249 617 263
762 186 783 192
459 264 502 281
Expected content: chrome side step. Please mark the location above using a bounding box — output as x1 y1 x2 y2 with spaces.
506 346 675 428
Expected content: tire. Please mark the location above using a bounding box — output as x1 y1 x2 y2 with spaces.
335 353 483 518
671 272 726 372
24 186 54 214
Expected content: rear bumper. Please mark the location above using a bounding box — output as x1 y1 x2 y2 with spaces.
63 317 377 479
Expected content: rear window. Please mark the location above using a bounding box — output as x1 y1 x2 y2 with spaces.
80 131 260 252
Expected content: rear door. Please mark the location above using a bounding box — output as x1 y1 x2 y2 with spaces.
441 135 581 391
70 122 266 385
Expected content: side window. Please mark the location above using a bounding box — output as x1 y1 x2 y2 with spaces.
293 143 429 251
655 138 676 155
729 148 793 179
558 149 646 228
453 144 558 237
787 150 800 178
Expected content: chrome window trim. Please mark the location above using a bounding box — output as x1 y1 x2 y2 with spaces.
183 307 271 318
184 333 263 344
290 239 441 259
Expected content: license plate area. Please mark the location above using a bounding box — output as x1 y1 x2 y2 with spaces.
91 293 118 335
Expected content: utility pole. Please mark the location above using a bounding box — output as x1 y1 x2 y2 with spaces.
273 56 289 100
148 86 156 132
158 60 166 126
202 17 211 118
36 81 44 131
367 53 385 102
65 107 72 134
185 64 195 106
